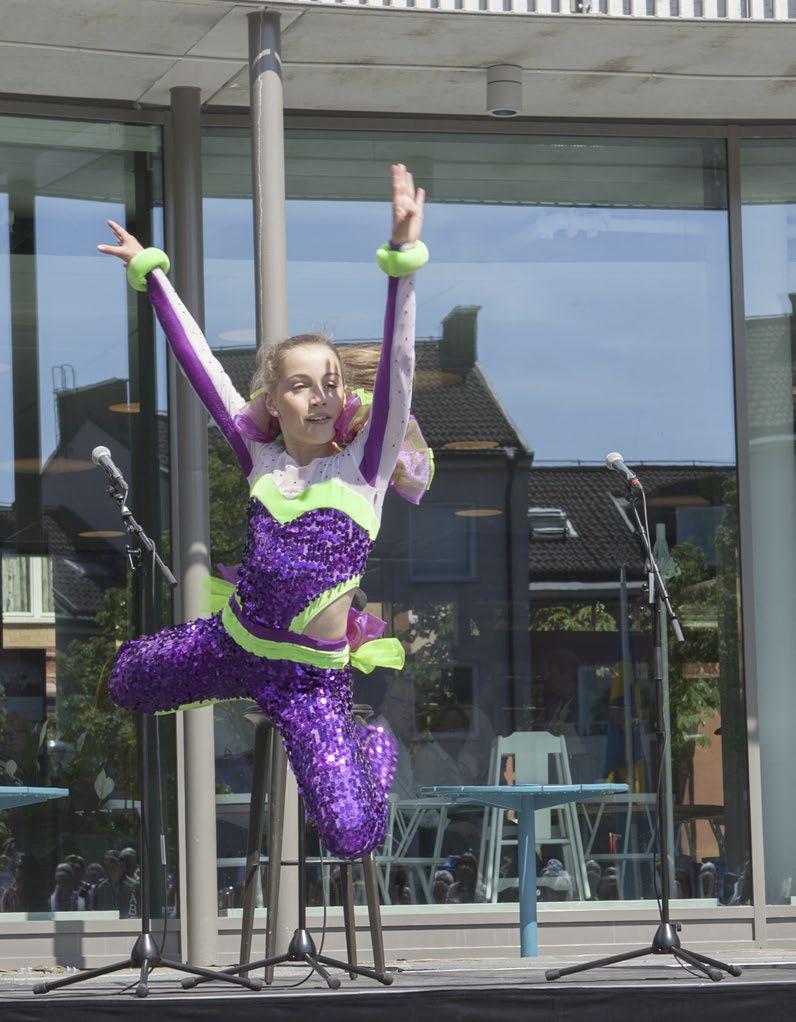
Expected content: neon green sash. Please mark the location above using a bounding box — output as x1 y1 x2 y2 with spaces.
220 602 351 668
349 637 405 674
249 475 380 541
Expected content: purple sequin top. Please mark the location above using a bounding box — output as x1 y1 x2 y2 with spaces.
236 500 373 630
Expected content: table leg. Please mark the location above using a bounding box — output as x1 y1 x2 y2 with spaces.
517 797 537 957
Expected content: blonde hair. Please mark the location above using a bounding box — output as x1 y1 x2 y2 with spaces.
250 335 381 397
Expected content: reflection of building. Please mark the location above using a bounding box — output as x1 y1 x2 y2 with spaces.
215 305 533 766
528 464 745 871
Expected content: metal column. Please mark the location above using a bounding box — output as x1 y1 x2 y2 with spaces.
247 9 298 949
166 85 218 966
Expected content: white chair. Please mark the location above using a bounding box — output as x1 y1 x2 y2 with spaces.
478 731 590 902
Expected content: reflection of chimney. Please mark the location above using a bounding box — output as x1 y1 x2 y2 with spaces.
441 306 481 374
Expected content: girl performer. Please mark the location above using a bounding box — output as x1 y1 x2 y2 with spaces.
99 164 430 860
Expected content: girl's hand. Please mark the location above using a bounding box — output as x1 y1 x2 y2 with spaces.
390 164 425 247
97 219 144 265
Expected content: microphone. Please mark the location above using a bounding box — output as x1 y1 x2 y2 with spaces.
605 451 643 490
91 446 129 492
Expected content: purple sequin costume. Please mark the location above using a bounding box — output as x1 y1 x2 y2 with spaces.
108 250 421 860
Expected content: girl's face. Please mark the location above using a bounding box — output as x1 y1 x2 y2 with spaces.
265 343 346 451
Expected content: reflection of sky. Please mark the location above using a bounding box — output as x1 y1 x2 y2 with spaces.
204 197 737 465
0 195 167 506
35 196 131 465
5 185 791 501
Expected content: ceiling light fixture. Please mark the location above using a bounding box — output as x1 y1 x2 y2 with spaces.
455 508 503 518
487 65 522 118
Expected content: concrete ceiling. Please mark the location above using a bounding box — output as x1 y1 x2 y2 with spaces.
1 0 796 120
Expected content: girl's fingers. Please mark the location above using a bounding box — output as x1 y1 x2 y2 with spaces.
106 219 127 243
96 243 126 258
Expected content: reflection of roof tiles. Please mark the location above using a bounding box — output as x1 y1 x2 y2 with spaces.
214 341 527 453
215 347 255 399
46 516 105 617
528 465 733 580
412 343 526 451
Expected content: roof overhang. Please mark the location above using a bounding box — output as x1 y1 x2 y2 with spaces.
1 0 796 121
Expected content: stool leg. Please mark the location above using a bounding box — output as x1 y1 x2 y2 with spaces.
264 732 287 984
340 862 357 979
239 718 271 965
362 852 386 973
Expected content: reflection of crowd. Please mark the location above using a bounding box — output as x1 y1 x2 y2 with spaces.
0 840 21 912
49 849 142 915
432 852 487 904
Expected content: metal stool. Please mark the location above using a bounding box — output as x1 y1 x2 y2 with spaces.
239 706 387 983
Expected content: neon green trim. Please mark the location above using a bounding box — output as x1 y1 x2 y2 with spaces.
202 575 236 615
127 247 170 292
427 447 436 488
350 638 405 675
289 575 362 633
376 240 429 278
250 386 266 399
250 475 380 540
221 602 351 668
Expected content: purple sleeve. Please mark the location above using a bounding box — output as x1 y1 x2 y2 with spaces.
146 268 253 476
356 272 416 490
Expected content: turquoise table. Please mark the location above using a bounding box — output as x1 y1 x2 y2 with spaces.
421 783 628 957
0 786 69 810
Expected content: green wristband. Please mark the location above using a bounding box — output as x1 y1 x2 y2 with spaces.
376 240 429 278
127 247 171 292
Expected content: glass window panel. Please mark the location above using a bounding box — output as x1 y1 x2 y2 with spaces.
740 140 796 906
203 127 748 913
0 115 175 921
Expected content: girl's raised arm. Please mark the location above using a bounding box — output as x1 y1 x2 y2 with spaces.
98 220 256 477
355 165 427 492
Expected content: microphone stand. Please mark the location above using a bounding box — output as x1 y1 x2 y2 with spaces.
35 475 262 998
547 480 741 984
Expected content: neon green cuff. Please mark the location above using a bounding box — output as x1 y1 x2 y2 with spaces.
127 247 171 292
376 240 429 277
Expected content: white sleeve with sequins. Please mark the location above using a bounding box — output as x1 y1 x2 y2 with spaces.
348 272 416 495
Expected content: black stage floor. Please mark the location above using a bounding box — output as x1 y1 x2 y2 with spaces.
3 952 796 1022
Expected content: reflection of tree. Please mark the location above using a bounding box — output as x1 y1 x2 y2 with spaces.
531 602 616 633
394 602 462 733
665 541 722 802
208 434 255 770
56 583 138 801
209 431 248 568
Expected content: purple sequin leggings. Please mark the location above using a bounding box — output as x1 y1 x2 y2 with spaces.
108 613 397 859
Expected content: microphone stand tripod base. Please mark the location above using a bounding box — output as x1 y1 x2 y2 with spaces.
545 921 742 983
